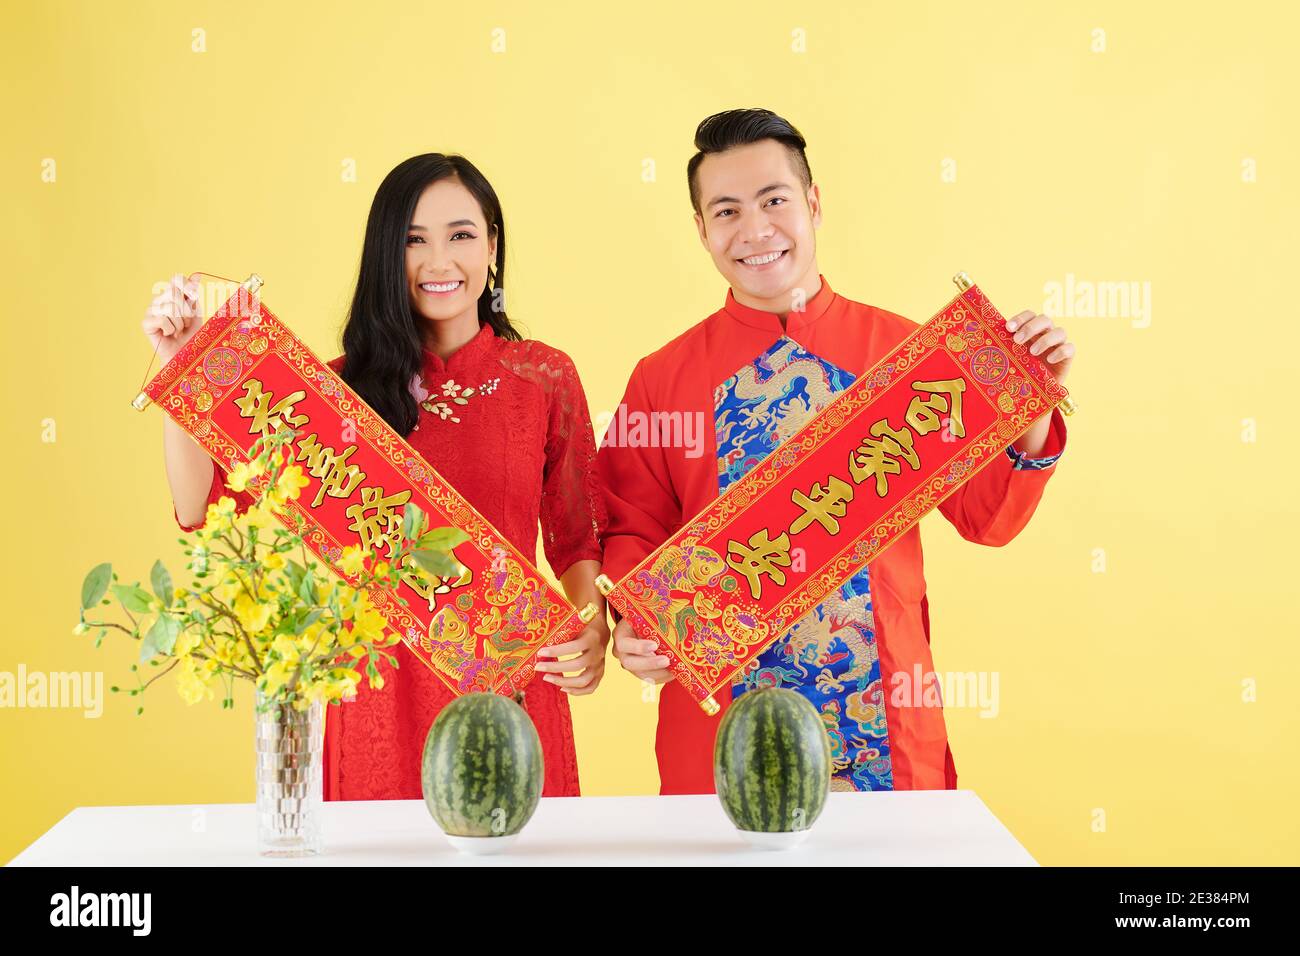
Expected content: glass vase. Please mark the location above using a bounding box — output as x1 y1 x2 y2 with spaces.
254 688 324 858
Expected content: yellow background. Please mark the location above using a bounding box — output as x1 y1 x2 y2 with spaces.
2 0 1296 865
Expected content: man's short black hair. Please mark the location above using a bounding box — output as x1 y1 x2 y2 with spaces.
687 108 812 214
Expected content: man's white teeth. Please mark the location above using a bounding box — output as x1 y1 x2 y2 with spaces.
421 281 461 292
741 251 784 266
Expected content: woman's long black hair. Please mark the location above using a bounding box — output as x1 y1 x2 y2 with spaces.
339 153 521 435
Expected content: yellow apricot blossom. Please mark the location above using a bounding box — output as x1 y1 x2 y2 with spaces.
273 464 311 502
260 659 295 696
339 546 366 577
270 634 300 663
175 630 202 656
240 500 281 529
211 575 244 607
233 593 274 636
204 496 239 535
226 459 265 493
175 655 218 705
350 603 389 644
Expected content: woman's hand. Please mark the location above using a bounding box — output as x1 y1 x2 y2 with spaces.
142 273 204 363
611 618 675 684
533 617 610 696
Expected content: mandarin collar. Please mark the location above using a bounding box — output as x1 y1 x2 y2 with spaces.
721 273 838 333
421 320 495 374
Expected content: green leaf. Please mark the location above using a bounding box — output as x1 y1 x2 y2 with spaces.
401 502 421 542
150 560 174 609
295 608 325 635
298 570 316 606
411 549 463 578
139 615 181 662
112 583 154 614
80 563 112 611
416 526 468 552
284 559 307 592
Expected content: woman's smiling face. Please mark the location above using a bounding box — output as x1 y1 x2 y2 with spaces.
405 177 497 325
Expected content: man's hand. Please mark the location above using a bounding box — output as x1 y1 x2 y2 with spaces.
611 618 675 684
1005 311 1077 456
534 618 610 696
1006 311 1076 385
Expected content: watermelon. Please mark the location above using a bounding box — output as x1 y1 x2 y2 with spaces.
713 687 831 833
421 692 543 839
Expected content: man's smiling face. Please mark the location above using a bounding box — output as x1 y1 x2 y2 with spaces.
693 139 822 313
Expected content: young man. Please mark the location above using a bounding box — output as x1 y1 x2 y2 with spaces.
598 108 1075 794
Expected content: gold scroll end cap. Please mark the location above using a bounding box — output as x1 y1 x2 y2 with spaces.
1058 395 1079 417
700 696 721 717
577 601 599 624
952 271 974 292
131 391 151 412
243 273 264 295
594 574 615 596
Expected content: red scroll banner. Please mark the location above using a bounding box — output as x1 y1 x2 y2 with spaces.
134 275 594 699
595 273 1076 715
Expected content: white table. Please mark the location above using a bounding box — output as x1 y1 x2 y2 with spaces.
8 790 1036 866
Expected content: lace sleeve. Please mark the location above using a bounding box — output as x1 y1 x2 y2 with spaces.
538 350 607 577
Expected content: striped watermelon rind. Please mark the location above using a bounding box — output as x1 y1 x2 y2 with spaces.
421 692 544 838
713 687 831 833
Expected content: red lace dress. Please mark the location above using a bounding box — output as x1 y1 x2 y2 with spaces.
173 321 606 798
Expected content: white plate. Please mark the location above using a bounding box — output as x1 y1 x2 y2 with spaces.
444 833 520 855
736 828 811 851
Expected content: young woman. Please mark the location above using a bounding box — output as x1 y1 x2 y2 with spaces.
142 154 609 799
